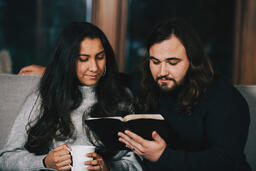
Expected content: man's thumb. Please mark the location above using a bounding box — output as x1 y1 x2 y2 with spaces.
152 131 162 142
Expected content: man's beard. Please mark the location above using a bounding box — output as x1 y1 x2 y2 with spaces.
156 75 183 93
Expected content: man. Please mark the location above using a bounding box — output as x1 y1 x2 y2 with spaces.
18 18 251 171
118 18 251 171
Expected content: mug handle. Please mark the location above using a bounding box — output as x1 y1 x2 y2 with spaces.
67 148 73 170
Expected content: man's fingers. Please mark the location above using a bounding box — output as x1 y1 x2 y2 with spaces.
18 66 34 74
118 137 133 149
152 131 164 143
118 132 145 154
124 130 145 144
118 132 135 146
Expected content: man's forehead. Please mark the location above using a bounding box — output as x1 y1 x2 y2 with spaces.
149 39 187 61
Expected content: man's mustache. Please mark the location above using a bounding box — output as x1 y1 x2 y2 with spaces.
156 75 176 83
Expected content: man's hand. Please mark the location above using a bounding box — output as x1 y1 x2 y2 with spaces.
44 144 72 171
118 130 166 162
18 64 45 76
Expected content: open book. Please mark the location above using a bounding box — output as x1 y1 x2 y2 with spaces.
84 114 171 150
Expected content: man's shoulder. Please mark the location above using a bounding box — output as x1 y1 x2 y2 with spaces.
207 77 236 94
201 77 250 122
204 77 247 106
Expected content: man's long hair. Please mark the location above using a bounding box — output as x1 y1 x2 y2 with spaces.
24 22 132 157
137 18 214 115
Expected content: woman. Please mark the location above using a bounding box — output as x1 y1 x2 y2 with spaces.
0 22 142 171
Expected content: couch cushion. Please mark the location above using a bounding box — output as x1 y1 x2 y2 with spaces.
0 74 40 149
236 85 256 171
0 75 255 170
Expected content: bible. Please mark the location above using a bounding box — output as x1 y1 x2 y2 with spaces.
84 114 171 150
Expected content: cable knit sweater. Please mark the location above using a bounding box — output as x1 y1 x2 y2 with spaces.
0 86 142 171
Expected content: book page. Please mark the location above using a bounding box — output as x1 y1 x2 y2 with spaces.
123 114 164 122
87 116 123 121
87 114 164 122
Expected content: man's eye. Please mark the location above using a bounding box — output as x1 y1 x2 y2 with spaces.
153 61 160 64
150 59 160 65
168 60 179 65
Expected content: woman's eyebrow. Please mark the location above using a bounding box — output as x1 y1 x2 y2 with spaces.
78 50 105 57
78 54 89 57
96 50 105 56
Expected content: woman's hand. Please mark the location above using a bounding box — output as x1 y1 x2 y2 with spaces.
118 130 167 162
44 144 72 171
85 152 109 171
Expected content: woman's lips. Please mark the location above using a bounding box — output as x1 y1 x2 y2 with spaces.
86 75 97 79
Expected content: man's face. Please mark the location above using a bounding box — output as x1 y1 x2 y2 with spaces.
149 35 190 91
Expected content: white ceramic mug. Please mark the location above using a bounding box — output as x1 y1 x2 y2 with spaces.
70 145 95 171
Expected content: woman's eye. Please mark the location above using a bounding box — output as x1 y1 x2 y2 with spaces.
96 55 105 60
79 57 88 62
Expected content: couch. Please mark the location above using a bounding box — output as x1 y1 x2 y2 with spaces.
0 73 255 170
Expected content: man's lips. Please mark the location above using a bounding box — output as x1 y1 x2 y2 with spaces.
158 78 170 83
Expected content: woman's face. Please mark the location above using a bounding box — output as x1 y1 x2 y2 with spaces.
76 38 106 86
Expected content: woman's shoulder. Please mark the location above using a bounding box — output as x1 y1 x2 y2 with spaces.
23 89 41 109
19 90 42 121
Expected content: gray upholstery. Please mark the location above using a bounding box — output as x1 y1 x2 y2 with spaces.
236 85 256 171
0 74 40 149
0 74 255 170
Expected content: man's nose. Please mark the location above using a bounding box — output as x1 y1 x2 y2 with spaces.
159 63 168 76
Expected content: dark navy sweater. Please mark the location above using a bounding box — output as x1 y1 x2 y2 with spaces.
128 77 251 171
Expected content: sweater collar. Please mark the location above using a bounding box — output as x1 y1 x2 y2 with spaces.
79 85 96 97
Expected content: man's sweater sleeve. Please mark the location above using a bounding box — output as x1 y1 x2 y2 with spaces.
0 92 47 171
108 150 143 171
152 84 250 171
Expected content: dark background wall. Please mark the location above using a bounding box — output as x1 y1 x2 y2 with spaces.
126 0 235 80
0 0 236 80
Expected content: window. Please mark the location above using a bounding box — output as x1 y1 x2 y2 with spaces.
0 0 87 73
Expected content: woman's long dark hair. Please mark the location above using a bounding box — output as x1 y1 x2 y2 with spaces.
137 18 214 115
25 22 132 156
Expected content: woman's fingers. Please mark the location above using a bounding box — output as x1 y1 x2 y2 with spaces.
58 165 72 171
87 165 101 170
85 153 105 171
56 158 72 167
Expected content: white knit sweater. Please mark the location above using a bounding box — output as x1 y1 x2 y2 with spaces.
0 86 142 171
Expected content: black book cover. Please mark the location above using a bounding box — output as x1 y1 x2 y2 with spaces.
84 114 172 150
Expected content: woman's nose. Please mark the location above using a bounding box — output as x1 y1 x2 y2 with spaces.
89 59 98 72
